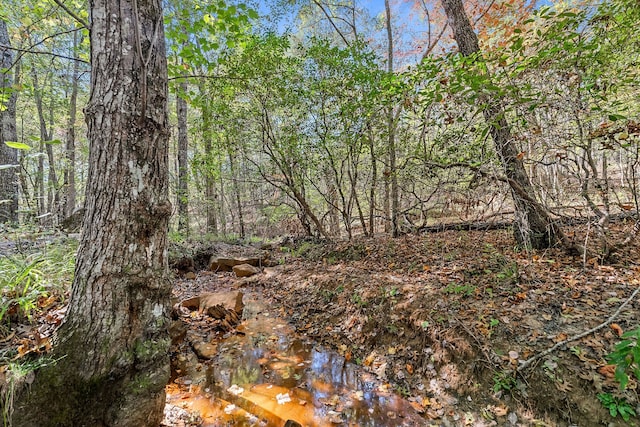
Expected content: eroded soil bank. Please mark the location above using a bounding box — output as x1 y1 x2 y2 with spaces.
170 223 639 426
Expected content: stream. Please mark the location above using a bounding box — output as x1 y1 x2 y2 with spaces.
165 292 425 426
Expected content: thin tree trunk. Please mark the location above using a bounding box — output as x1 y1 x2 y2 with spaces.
32 70 55 221
441 0 559 249
368 126 377 235
227 146 245 239
13 0 172 425
176 80 189 234
199 83 218 234
384 0 400 237
63 29 80 219
0 19 18 223
46 91 59 217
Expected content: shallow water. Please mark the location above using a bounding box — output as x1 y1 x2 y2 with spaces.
166 294 424 426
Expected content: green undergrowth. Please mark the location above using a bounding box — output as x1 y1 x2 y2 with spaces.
0 237 77 328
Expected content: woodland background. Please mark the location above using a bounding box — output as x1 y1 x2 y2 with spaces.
0 0 638 251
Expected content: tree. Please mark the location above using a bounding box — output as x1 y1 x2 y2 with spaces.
11 0 172 425
384 0 400 237
62 28 82 219
440 0 559 249
176 79 189 234
0 18 19 224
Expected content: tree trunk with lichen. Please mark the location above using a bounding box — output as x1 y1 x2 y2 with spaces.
11 0 172 425
441 0 559 249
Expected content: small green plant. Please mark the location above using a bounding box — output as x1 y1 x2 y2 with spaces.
444 282 476 297
597 393 636 421
351 292 367 308
0 257 45 324
0 240 76 325
320 284 344 302
2 356 63 425
496 262 519 283
492 370 516 393
606 327 640 390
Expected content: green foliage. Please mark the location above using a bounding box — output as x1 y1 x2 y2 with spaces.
2 356 62 425
320 284 343 303
0 257 45 324
165 0 259 75
492 370 516 393
598 393 637 421
3 141 31 150
444 282 476 297
351 291 367 308
606 327 640 390
0 240 76 325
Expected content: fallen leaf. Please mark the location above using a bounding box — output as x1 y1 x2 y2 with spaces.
409 400 425 413
610 323 623 337
406 363 413 374
491 405 508 417
554 333 568 342
598 364 616 378
363 353 376 367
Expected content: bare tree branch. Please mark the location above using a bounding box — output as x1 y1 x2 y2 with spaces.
0 43 90 65
51 0 90 30
518 284 640 372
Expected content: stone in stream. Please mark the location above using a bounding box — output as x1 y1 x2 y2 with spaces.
180 291 244 315
179 291 244 332
192 341 218 359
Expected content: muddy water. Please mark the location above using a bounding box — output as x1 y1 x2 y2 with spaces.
166 294 424 426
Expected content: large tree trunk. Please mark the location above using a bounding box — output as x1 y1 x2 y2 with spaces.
441 0 558 249
12 0 172 425
176 80 189 234
0 19 18 224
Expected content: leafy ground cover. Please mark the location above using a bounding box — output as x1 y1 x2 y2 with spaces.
255 224 640 426
1 222 639 425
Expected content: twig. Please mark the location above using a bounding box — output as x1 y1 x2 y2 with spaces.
0 44 90 65
51 0 90 30
518 284 640 372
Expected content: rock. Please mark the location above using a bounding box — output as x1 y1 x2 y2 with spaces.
172 256 195 275
180 291 244 315
233 263 260 278
169 319 187 344
162 404 202 427
192 341 218 359
209 256 263 271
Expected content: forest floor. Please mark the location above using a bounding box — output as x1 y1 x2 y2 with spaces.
167 222 640 426
2 222 639 426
